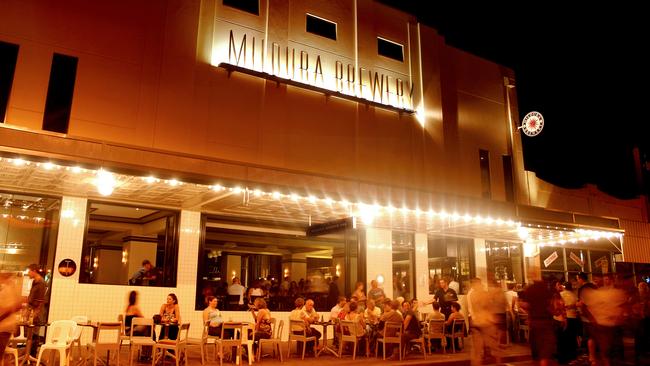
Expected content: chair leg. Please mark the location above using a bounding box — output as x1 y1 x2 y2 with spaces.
58 349 67 366
277 343 283 362
286 340 291 359
382 342 386 360
301 341 305 360
352 341 357 360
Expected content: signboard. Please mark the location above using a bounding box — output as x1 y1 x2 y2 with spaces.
569 252 584 267
594 256 609 273
521 111 544 137
307 217 353 236
543 251 559 268
57 258 77 277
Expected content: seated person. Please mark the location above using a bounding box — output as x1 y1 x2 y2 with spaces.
251 298 272 353
364 299 381 325
330 296 347 320
289 298 318 355
129 259 157 285
445 302 465 350
159 294 181 340
301 299 321 351
203 296 222 336
426 302 446 321
376 300 404 360
402 300 422 353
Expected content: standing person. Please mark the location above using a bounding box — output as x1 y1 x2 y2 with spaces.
576 272 598 364
367 280 386 303
632 281 650 365
559 282 579 364
327 276 340 309
551 281 568 364
0 272 21 357
520 280 556 366
583 278 626 366
27 264 46 322
448 276 460 295
159 293 181 340
435 278 458 319
228 277 246 305
129 259 157 285
352 282 367 307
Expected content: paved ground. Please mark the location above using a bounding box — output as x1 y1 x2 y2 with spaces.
118 338 532 366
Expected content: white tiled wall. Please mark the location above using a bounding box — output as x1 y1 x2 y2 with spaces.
414 233 432 306
48 203 207 340
365 228 393 299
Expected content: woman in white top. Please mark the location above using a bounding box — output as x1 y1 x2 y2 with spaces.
203 296 222 336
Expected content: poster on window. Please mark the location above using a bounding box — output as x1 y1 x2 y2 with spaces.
543 251 559 268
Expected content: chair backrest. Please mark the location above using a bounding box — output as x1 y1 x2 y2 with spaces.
117 314 127 336
71 316 89 341
339 320 357 339
130 318 154 341
289 320 307 336
174 323 190 345
95 322 121 346
268 318 278 338
451 319 465 337
274 320 284 340
428 320 445 337
46 320 77 346
382 322 402 341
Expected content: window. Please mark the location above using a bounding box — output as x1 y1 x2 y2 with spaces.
485 241 524 285
479 149 491 199
377 37 404 62
428 236 474 295
196 215 358 311
0 41 19 123
0 192 60 322
503 155 515 202
222 0 259 15
392 231 415 299
79 201 179 287
43 53 78 134
306 14 337 41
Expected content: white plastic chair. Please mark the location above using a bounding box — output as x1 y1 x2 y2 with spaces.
3 346 19 366
35 320 77 366
70 315 89 363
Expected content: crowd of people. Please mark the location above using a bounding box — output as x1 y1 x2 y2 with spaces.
518 273 650 366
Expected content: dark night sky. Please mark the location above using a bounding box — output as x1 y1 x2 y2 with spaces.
380 1 649 199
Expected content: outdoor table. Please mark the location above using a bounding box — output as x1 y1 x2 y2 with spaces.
315 321 339 357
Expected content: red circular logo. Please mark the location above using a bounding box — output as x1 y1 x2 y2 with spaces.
521 111 544 137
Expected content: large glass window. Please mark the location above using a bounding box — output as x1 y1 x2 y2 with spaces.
428 236 474 295
196 215 357 311
392 232 415 300
0 192 60 321
485 241 524 286
79 201 179 287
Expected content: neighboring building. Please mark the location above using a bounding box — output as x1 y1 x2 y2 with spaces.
0 0 647 338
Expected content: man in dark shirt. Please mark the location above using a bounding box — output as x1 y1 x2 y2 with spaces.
27 264 46 321
576 272 598 364
434 278 458 318
520 280 555 366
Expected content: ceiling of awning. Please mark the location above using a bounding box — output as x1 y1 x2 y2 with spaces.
0 154 622 247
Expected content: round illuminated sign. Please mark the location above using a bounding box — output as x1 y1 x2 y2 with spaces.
58 259 77 277
521 111 544 137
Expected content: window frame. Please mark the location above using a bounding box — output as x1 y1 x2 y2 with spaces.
305 13 338 41
377 36 404 62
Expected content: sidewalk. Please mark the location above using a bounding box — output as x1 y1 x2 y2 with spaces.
153 337 532 366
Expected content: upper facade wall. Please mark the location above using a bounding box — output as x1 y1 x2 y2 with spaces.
0 0 515 201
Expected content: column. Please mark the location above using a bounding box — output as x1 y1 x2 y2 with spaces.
414 233 431 301
473 238 488 282
365 228 392 299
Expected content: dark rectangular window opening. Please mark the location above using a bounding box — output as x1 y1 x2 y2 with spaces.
223 0 259 15
0 41 19 123
479 149 491 199
43 53 78 134
503 155 515 202
306 14 337 41
377 37 404 62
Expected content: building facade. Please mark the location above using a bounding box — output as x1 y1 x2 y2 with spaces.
1 0 647 339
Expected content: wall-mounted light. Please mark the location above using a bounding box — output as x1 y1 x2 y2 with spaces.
121 250 128 264
376 274 385 284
